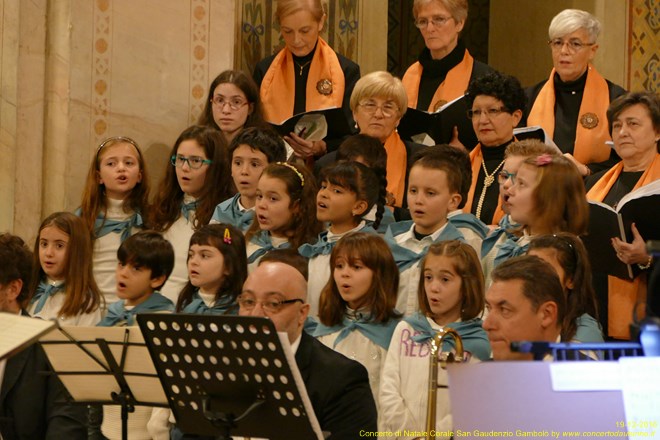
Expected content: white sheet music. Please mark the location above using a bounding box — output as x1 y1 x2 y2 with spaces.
0 312 55 360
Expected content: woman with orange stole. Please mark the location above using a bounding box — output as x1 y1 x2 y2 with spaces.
401 0 492 149
253 0 360 160
585 92 660 340
525 9 626 176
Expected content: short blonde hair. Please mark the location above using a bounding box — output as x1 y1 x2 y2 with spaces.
548 9 601 42
505 139 558 159
349 71 408 116
412 0 468 23
276 0 325 23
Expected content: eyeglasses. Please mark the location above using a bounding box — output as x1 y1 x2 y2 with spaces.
414 15 453 29
237 295 304 313
497 170 516 185
170 154 213 169
211 96 248 111
548 39 595 53
359 101 399 118
467 107 509 120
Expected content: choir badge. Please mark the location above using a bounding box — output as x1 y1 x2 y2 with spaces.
579 112 599 129
316 79 333 95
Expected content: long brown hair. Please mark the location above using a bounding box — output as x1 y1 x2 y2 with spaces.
521 154 588 236
198 70 266 136
417 240 484 321
29 212 102 317
528 233 599 342
150 126 234 231
79 136 150 238
245 160 321 249
318 232 400 326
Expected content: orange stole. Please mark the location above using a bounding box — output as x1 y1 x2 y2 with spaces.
527 65 611 164
464 144 505 226
402 50 474 111
383 131 408 208
260 38 345 124
586 154 660 339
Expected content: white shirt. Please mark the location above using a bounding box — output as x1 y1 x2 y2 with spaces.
394 222 449 316
28 279 103 326
160 195 197 303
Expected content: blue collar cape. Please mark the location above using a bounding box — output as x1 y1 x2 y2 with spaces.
404 312 491 361
31 281 64 314
385 221 465 270
74 207 143 242
181 200 197 221
298 224 376 258
247 230 291 263
481 215 517 258
212 194 254 232
97 292 174 327
493 236 529 268
448 212 489 238
182 290 238 315
313 314 401 350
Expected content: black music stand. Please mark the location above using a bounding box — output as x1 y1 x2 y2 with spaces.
39 325 168 440
137 314 324 440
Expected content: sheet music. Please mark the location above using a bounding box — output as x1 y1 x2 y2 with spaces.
39 325 168 405
0 312 55 360
549 362 622 391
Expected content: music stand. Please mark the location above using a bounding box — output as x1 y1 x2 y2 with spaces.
0 312 55 360
39 325 168 440
137 314 324 440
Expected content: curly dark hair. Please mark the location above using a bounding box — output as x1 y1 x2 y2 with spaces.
466 71 527 113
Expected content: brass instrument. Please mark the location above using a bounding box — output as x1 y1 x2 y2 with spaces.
416 327 465 440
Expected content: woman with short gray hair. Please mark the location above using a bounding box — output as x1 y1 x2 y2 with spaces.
525 9 626 176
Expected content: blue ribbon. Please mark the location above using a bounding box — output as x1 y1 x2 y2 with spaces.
299 225 376 259
493 237 529 268
94 213 143 242
385 221 465 270
211 194 254 232
182 291 238 315
97 292 174 327
313 315 400 350
448 212 490 238
31 281 63 314
247 230 291 264
181 200 198 221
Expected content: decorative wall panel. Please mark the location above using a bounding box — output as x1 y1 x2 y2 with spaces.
629 0 659 91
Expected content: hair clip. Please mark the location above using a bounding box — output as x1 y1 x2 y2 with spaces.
96 136 141 160
535 154 553 166
277 162 305 186
223 228 232 245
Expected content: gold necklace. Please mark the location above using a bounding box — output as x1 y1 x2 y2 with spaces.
475 158 505 220
295 60 312 76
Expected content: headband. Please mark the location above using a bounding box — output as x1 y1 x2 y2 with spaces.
277 162 305 186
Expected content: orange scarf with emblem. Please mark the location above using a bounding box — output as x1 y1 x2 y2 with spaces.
383 131 407 208
260 38 345 124
586 154 660 339
464 144 505 225
402 50 474 112
528 65 611 164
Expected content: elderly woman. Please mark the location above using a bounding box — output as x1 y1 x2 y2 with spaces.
317 71 422 215
464 71 526 225
198 70 266 145
402 0 492 148
526 9 626 176
253 0 360 159
585 91 660 340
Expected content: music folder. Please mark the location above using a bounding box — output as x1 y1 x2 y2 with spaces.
0 312 55 361
269 107 351 141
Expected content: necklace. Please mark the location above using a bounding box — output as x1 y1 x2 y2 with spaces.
295 60 312 76
475 158 505 221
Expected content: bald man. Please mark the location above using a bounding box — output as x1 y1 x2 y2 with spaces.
240 249 377 439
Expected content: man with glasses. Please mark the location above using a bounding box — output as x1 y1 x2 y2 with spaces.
239 249 377 439
525 9 626 176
